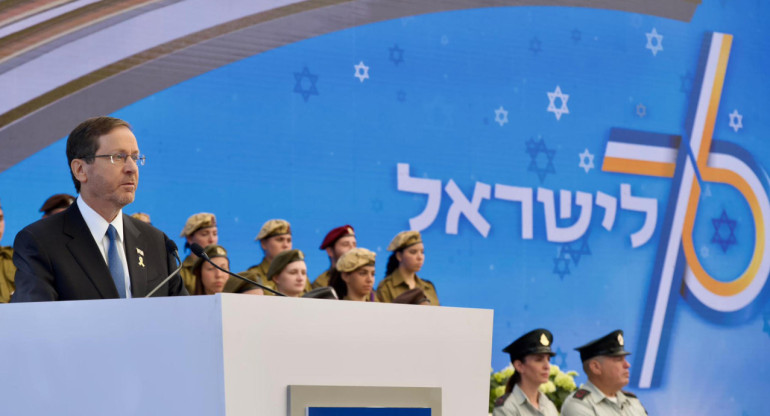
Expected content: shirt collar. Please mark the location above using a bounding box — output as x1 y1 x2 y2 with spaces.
390 268 423 287
512 384 549 409
77 196 124 243
584 380 629 406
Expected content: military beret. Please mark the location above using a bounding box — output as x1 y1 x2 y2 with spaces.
575 329 631 362
180 213 217 237
131 212 151 223
193 244 229 271
387 230 422 251
256 219 291 241
320 225 355 249
336 247 376 272
266 249 304 280
40 193 75 216
502 328 556 362
392 288 430 305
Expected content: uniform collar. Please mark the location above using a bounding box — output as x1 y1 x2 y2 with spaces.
512 384 551 410
390 267 422 287
583 380 631 406
77 195 124 243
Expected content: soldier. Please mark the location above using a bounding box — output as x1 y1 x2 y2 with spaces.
179 213 218 294
561 330 647 416
225 219 307 295
328 247 376 301
0 199 16 303
493 329 559 416
312 225 356 289
265 249 308 297
192 244 230 295
376 230 438 305
39 194 75 218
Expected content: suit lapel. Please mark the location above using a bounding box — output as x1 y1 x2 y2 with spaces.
64 203 118 298
122 216 147 297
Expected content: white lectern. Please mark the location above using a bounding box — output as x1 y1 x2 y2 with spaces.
0 294 493 415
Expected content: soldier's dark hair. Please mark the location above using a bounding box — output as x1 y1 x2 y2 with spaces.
327 268 346 299
385 251 401 277
66 116 131 192
505 355 528 393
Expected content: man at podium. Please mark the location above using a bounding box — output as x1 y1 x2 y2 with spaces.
11 116 188 302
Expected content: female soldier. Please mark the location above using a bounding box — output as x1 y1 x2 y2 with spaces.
265 249 308 297
192 244 230 295
493 329 559 416
376 230 438 305
179 213 218 294
328 247 377 302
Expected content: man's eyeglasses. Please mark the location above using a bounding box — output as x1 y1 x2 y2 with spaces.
90 153 146 166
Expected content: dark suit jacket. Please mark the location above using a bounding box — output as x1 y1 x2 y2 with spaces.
11 203 187 302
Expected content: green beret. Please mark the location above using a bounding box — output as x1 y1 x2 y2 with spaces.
193 244 228 272
256 219 291 241
180 212 216 237
336 247 376 272
387 230 422 251
266 249 304 280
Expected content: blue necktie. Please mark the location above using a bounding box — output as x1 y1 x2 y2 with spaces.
107 225 127 298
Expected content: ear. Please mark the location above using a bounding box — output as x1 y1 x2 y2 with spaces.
340 272 350 284
260 240 267 251
589 359 602 376
325 247 335 259
71 159 87 186
512 359 524 373
395 251 403 262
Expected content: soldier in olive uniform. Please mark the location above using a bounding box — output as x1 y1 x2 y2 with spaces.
192 244 230 295
264 249 308 297
561 330 647 416
179 213 218 294
312 225 356 289
376 230 439 305
39 194 75 218
493 329 559 416
0 200 16 303
224 219 311 295
328 247 376 301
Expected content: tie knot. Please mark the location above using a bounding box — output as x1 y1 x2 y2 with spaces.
107 224 118 242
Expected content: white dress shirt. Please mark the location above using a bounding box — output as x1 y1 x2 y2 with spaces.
77 196 132 298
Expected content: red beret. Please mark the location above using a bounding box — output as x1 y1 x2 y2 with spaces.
319 225 355 249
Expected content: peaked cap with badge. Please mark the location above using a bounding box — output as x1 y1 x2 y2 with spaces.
502 328 556 362
320 225 355 249
575 329 631 362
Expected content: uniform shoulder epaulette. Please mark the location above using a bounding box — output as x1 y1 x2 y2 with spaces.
621 390 637 398
494 392 511 407
573 389 591 400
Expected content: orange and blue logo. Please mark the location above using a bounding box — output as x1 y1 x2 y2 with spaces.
603 32 770 388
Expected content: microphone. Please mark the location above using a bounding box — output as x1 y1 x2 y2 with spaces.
145 239 184 297
302 286 338 300
190 243 286 296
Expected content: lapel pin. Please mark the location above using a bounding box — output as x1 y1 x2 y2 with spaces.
138 257 145 268
136 248 144 256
